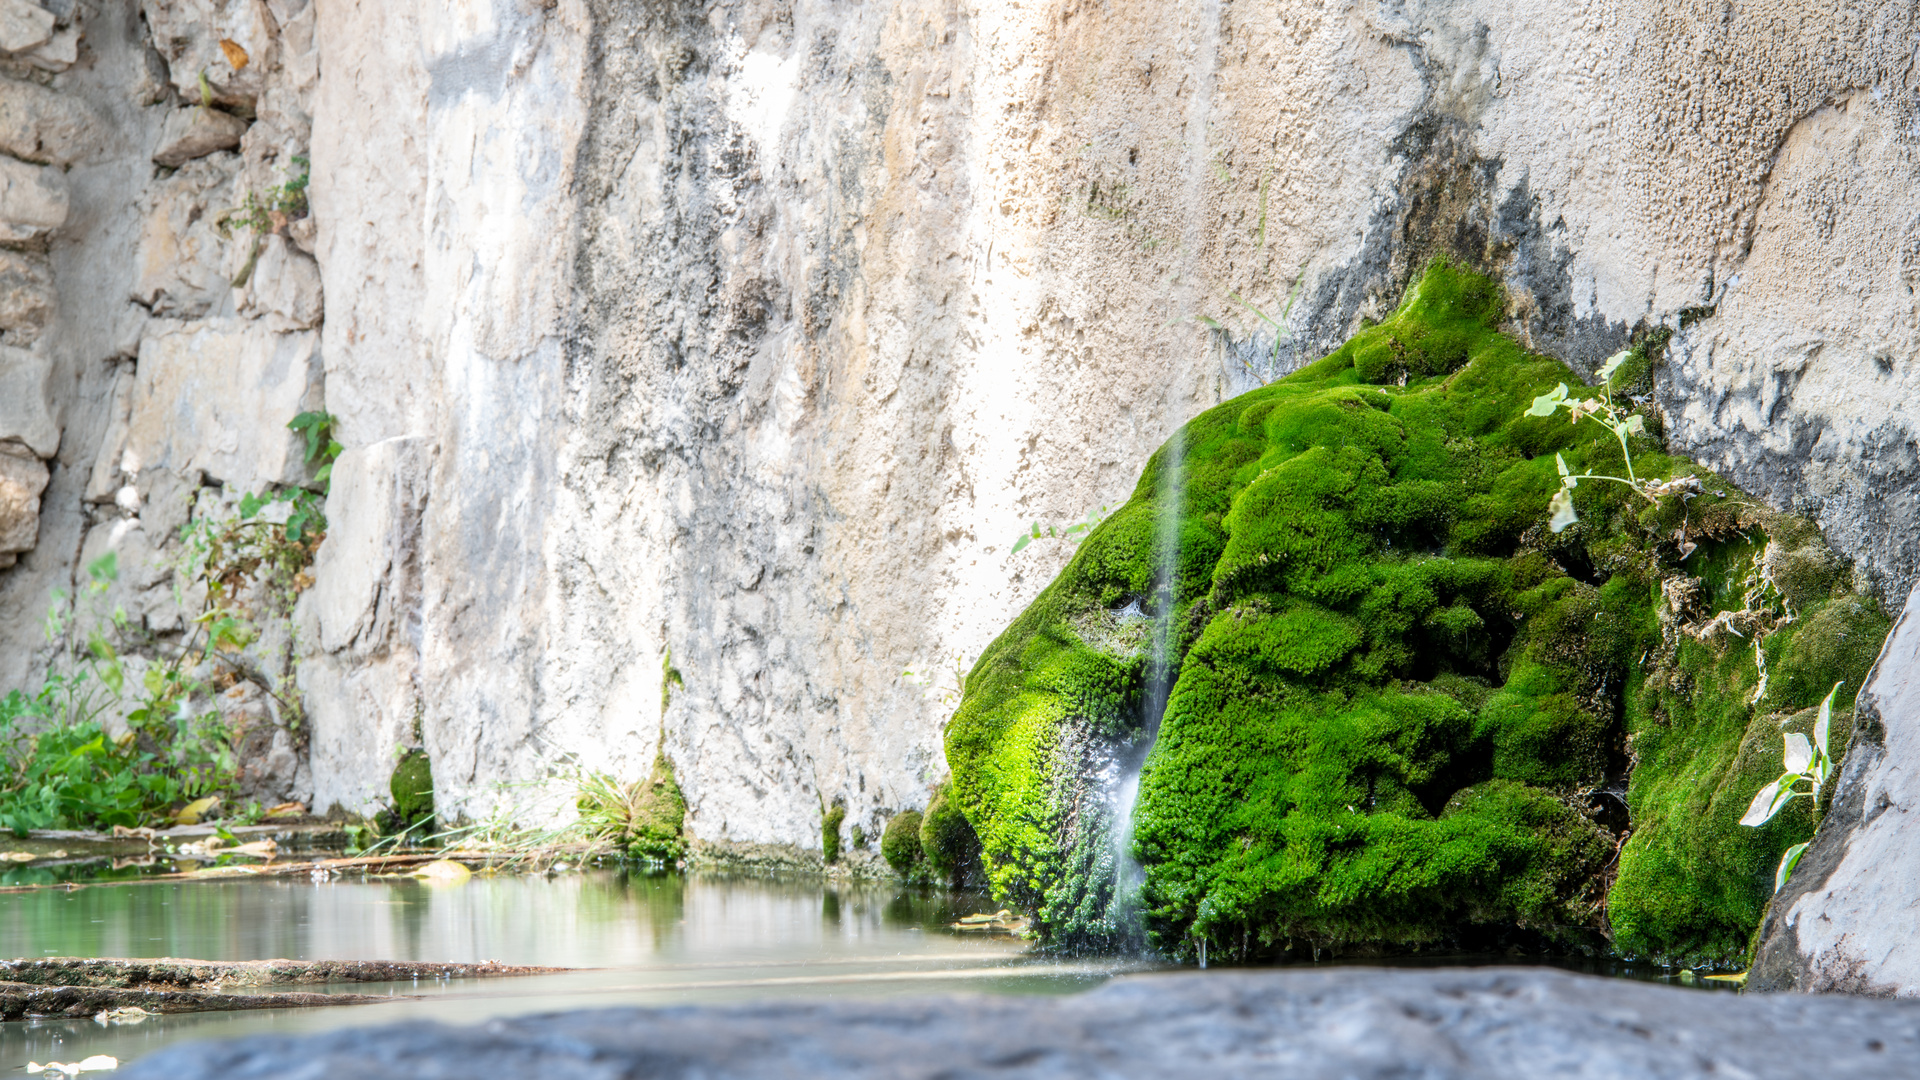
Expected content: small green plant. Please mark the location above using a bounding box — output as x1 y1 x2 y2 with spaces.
218 156 311 239
574 751 687 863
0 558 225 835
1011 504 1111 555
1524 350 1699 535
821 802 846 864
1740 681 1844 892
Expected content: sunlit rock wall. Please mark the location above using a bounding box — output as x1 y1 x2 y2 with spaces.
3 1 1918 863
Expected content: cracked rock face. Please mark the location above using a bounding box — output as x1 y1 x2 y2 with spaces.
116 968 1920 1080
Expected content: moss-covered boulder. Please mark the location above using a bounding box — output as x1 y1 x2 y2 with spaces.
882 810 925 874
945 259 1888 967
389 749 434 825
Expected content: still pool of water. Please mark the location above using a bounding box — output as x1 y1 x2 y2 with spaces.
0 865 1741 1070
0 869 1139 1069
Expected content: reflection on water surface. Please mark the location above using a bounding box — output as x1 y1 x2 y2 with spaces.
0 868 1126 1068
0 862 1738 1069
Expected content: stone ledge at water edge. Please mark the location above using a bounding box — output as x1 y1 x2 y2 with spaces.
120 967 1920 1080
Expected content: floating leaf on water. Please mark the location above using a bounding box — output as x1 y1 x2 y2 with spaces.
412 860 472 884
263 801 306 819
218 39 249 70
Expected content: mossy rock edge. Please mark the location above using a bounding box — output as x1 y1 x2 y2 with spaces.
944 259 1889 967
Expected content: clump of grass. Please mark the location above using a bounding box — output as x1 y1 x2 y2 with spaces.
574 751 687 863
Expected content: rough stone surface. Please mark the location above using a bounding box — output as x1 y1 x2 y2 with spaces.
0 440 47 567
152 105 249 166
1753 582 1920 995
0 247 56 344
0 344 55 457
142 0 274 107
0 981 381 1019
220 680 311 807
118 968 1920 1080
300 435 433 815
0 73 101 164
0 0 53 55
131 152 240 317
0 957 568 988
0 152 65 240
125 318 322 491
239 233 322 330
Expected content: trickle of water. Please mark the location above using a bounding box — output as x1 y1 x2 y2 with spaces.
1102 426 1185 949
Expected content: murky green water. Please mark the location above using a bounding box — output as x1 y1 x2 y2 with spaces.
1 867 1132 1069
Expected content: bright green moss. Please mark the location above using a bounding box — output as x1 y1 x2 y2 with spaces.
389 749 434 825
944 258 1889 964
882 809 924 874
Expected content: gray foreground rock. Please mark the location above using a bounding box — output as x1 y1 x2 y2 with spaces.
120 968 1920 1080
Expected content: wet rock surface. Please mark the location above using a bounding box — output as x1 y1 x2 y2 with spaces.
0 981 382 1020
119 968 1920 1079
0 957 569 990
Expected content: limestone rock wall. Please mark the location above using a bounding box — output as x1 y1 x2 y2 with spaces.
3 1 1919 871
0 0 320 806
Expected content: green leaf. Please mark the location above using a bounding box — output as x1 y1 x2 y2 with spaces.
1524 384 1569 418
86 552 119 584
1622 413 1646 435
1815 681 1843 759
238 492 266 520
1011 534 1031 554
1554 453 1569 478
1775 841 1810 893
1596 350 1632 384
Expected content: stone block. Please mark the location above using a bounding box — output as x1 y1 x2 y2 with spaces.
239 234 321 330
310 436 432 655
126 318 322 492
0 248 53 345
141 0 273 107
76 515 187 634
0 0 52 54
220 681 311 806
19 23 76 71
0 153 65 241
132 152 237 317
152 106 248 167
0 74 101 165
0 344 56 457
298 648 420 817
0 439 47 567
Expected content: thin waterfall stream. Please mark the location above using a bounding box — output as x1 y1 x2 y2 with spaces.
1100 426 1185 951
